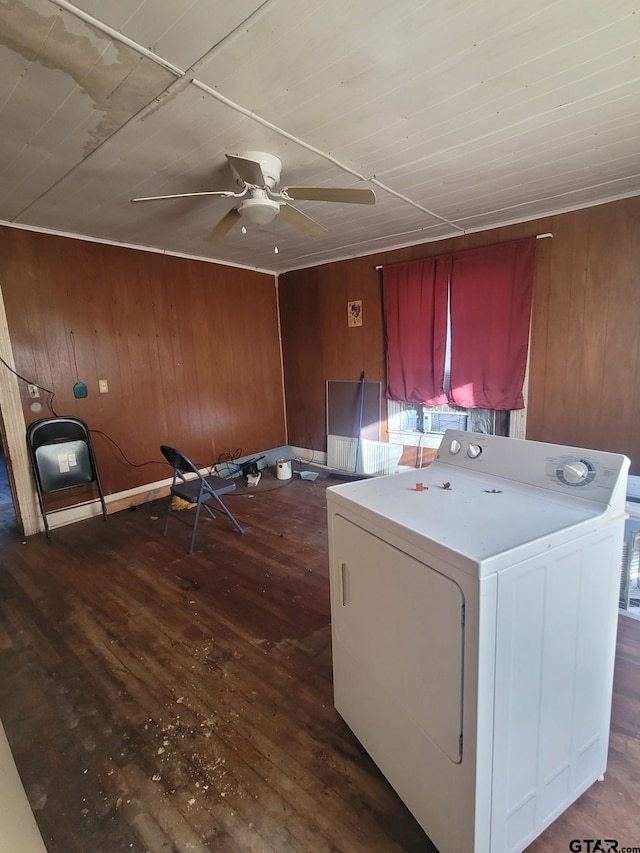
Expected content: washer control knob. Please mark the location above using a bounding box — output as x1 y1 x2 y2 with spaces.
449 439 462 454
562 460 589 484
467 443 482 459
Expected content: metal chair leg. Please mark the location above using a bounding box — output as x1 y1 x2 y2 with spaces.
211 494 244 534
189 502 204 554
162 496 173 537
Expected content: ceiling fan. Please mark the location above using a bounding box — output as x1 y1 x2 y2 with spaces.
130 151 375 240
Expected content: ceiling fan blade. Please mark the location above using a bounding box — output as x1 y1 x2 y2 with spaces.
226 154 266 186
209 208 241 241
283 186 376 205
131 190 239 203
279 203 327 238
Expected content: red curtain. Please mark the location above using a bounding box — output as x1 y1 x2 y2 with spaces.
448 238 535 410
382 257 448 406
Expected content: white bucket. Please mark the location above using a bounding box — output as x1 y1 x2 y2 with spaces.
276 459 292 480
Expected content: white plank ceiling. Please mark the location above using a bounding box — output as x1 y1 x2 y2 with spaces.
1 0 640 273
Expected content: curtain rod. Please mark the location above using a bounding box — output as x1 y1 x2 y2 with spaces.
374 233 553 270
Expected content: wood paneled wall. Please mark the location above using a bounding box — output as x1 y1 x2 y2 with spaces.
279 197 640 474
0 228 285 498
278 261 386 454
526 197 640 468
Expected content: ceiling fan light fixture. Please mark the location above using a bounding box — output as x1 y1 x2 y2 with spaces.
239 197 280 226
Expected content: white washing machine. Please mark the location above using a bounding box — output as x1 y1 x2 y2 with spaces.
327 431 629 853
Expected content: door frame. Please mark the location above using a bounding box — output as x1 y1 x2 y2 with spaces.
0 286 41 536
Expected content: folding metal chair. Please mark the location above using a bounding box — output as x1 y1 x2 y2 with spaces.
26 416 107 538
160 445 244 554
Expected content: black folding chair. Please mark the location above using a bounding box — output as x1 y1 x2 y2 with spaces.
26 416 107 539
160 445 244 554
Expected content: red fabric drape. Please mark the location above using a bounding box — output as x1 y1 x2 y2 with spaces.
382 257 448 406
448 238 535 410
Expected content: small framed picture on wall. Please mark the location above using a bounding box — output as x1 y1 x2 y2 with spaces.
347 300 362 327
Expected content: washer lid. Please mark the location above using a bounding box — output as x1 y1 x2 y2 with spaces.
328 467 608 577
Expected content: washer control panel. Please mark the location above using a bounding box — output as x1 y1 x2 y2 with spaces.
434 430 629 507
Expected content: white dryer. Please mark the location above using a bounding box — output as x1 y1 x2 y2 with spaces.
327 431 629 853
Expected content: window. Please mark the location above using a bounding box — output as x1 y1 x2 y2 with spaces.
388 295 495 447
382 238 535 412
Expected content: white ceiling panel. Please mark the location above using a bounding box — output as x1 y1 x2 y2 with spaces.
1 0 640 272
72 0 268 70
66 0 143 30
69 0 268 70
128 0 269 71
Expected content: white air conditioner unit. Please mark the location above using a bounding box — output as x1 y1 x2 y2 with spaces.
423 411 469 434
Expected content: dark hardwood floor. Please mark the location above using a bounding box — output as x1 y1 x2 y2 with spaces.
0 469 638 852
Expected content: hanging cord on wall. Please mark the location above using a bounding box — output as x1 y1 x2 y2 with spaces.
68 330 89 398
92 429 223 474
89 429 166 469
70 330 80 382
0 356 58 416
217 449 243 464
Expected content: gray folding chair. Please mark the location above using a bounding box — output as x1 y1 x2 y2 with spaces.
26 416 107 539
160 445 244 554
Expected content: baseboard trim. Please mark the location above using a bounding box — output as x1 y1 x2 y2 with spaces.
46 475 175 530
290 445 327 466
43 445 302 531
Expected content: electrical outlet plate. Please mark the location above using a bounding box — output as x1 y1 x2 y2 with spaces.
99 379 108 393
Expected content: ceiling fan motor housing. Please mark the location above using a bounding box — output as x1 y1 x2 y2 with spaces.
238 195 281 225
234 151 282 188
